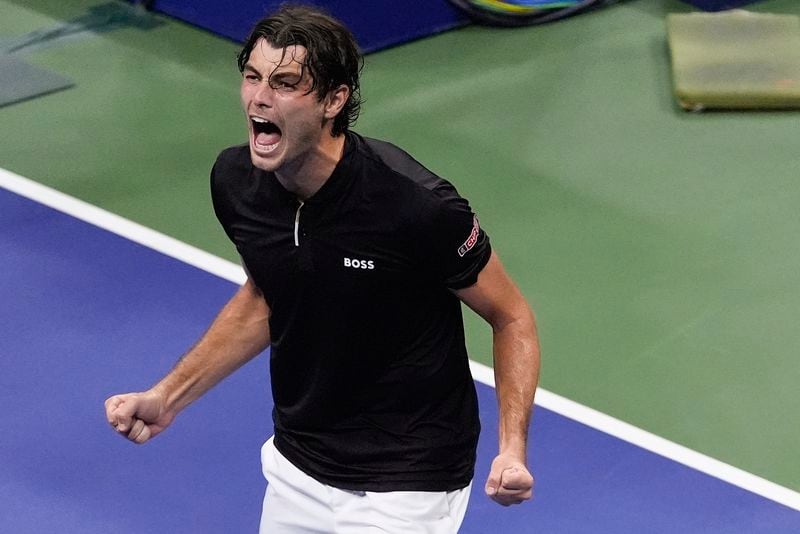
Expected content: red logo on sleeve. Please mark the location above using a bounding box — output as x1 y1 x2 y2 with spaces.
457 216 480 257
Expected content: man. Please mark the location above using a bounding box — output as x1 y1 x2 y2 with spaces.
105 5 540 533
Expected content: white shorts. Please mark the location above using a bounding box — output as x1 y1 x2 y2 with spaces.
259 437 472 533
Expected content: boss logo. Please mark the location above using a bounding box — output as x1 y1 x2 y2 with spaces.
344 257 375 270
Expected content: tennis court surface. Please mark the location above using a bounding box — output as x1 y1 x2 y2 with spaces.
2 173 798 532
3 0 800 530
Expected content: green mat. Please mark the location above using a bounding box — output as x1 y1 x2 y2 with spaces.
667 10 800 110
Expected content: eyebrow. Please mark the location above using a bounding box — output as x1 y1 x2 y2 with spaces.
243 61 305 83
270 70 302 81
243 64 261 77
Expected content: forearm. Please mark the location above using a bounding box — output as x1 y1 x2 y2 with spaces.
153 278 270 415
455 252 541 459
493 305 540 462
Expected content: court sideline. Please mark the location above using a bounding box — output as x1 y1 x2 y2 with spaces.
2 0 800 530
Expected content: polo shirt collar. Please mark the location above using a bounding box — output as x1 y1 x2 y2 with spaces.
303 131 357 206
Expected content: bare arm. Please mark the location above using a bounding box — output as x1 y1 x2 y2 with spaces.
454 251 541 506
105 277 271 443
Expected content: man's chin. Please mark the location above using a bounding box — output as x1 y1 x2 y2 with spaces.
249 147 280 172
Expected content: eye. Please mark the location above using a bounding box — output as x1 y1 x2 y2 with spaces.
244 73 259 83
268 71 303 92
271 80 297 91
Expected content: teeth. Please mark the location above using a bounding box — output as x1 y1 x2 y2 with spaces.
251 116 270 124
260 142 279 153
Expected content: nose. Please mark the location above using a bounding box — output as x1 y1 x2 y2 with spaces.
253 81 274 108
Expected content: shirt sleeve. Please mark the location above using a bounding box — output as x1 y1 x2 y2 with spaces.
209 148 245 247
210 157 233 241
423 187 492 290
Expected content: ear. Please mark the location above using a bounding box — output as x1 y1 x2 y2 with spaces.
323 84 350 120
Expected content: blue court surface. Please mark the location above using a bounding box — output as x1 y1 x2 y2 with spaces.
2 184 799 533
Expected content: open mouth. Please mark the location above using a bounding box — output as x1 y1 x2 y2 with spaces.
251 116 282 153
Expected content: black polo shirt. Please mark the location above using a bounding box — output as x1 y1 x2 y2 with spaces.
211 131 491 491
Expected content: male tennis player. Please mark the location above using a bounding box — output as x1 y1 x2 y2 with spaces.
105 5 540 532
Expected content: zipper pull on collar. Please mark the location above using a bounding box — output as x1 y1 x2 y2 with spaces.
293 200 305 247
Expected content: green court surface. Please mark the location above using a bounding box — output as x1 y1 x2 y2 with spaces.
2 0 799 496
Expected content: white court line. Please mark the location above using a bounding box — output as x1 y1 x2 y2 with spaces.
0 167 246 285
2 165 799 513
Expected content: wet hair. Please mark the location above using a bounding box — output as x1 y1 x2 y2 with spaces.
237 4 364 136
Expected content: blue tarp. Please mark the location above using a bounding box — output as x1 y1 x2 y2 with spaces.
138 0 469 52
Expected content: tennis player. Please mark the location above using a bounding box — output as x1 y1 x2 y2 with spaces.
105 5 540 532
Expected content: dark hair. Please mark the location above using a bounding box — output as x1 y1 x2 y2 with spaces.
237 4 363 136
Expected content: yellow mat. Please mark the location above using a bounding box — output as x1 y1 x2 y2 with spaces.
667 10 800 110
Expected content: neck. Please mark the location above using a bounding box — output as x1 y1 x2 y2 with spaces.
275 132 346 201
